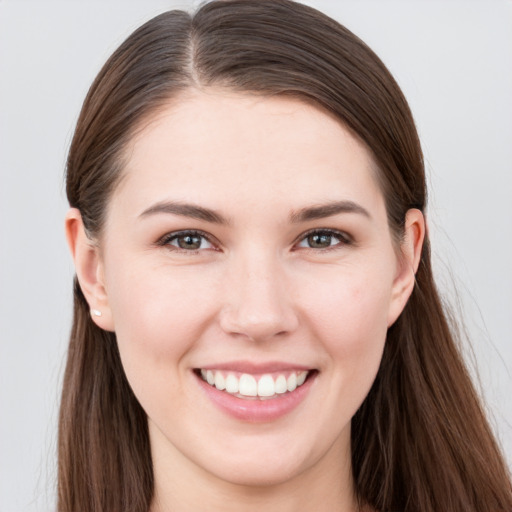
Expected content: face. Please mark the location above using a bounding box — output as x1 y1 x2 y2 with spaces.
84 90 416 490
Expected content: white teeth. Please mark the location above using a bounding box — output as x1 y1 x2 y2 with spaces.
239 374 258 396
225 374 239 394
275 375 287 394
297 371 308 386
257 374 275 397
287 373 297 392
214 372 225 391
199 369 311 398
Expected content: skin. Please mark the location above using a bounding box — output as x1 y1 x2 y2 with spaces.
66 89 424 512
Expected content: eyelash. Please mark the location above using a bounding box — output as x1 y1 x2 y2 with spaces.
157 230 216 253
294 228 353 252
156 228 353 254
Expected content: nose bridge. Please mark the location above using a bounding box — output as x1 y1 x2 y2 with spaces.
220 244 298 341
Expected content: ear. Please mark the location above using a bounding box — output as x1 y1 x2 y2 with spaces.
387 208 425 327
65 208 115 331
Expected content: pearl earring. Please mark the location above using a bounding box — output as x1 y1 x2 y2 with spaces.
91 309 102 317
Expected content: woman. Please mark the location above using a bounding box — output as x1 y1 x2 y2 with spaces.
60 1 512 511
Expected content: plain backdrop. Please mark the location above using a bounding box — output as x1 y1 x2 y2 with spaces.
1 1 511 510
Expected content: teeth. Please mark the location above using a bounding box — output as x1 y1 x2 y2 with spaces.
214 372 225 391
275 375 287 394
239 374 258 396
199 369 310 398
287 373 297 392
257 374 275 397
297 371 307 386
225 374 239 394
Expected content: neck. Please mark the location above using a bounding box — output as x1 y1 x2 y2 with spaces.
149 423 359 512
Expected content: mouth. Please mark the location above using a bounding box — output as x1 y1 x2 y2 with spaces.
194 368 314 400
193 362 318 422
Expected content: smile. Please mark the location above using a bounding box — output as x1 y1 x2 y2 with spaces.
198 369 310 400
194 363 317 422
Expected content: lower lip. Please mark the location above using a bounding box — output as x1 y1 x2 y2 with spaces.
195 372 316 423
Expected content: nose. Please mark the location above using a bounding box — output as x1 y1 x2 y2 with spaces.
219 249 299 342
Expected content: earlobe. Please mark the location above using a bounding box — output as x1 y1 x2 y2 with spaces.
387 208 425 326
65 208 115 331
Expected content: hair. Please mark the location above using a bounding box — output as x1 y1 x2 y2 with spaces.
60 1 512 511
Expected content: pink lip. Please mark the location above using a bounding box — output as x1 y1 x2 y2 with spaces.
198 360 312 373
195 370 317 423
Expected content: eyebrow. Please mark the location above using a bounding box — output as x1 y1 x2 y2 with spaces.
139 201 229 225
138 199 370 225
289 200 371 223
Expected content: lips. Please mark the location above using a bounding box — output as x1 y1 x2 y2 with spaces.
194 363 317 422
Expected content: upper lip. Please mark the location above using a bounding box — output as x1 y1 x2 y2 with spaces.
195 361 313 373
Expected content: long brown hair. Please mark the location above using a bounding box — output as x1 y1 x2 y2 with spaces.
59 1 512 511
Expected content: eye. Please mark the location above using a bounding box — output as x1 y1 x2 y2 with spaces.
296 229 351 250
158 230 215 252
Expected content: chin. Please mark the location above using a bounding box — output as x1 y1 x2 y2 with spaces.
204 457 306 488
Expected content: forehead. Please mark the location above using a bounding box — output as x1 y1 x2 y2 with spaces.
113 89 383 220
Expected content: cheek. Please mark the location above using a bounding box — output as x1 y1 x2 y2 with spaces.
300 260 393 368
104 260 217 384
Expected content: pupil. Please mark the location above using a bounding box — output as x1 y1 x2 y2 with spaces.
178 235 201 250
309 233 331 248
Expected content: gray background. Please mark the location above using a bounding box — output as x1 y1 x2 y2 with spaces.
1 1 511 510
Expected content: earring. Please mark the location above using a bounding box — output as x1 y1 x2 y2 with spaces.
91 309 102 317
